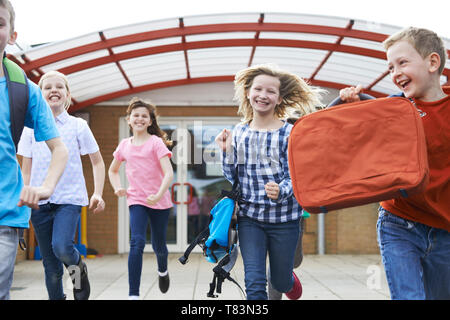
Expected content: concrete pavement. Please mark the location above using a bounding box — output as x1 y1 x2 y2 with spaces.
10 253 390 300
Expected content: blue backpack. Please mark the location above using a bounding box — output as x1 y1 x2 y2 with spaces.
179 184 245 298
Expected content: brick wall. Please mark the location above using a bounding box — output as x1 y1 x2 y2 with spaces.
81 105 126 254
300 203 379 254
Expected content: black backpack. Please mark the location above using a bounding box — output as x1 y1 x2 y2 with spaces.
3 54 29 151
3 54 29 250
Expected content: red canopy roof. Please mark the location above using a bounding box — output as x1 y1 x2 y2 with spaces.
9 12 450 112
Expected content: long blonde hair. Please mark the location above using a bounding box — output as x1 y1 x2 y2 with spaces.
38 71 72 111
234 64 324 123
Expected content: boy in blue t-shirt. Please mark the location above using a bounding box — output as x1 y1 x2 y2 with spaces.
0 0 68 300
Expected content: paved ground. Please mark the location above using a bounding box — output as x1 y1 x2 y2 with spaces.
10 253 390 300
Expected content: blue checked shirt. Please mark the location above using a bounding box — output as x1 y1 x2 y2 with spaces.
222 121 302 223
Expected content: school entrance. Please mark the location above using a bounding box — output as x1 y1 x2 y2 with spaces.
117 117 239 253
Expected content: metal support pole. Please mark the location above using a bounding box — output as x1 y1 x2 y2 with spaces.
318 213 325 255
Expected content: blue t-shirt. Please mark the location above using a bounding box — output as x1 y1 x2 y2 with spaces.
0 77 59 228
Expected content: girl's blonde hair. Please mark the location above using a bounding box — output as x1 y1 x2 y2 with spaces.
38 71 72 110
126 97 173 147
234 64 324 123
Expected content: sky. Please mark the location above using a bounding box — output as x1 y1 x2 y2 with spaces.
10 0 450 49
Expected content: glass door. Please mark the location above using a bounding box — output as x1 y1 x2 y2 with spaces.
159 118 238 252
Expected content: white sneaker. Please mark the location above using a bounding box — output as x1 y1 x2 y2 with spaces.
128 295 140 300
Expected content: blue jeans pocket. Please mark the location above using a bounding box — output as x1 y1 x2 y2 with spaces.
379 208 415 230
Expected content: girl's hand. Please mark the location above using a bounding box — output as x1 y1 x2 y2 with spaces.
89 193 105 214
146 194 161 206
215 129 232 152
265 181 280 200
339 84 363 102
114 187 127 197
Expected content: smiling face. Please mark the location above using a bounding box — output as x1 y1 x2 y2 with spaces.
246 74 282 117
41 75 71 114
127 106 152 134
387 40 435 101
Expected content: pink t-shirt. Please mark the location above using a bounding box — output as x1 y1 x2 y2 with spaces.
113 135 173 210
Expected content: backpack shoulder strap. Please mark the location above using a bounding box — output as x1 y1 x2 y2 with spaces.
3 56 29 151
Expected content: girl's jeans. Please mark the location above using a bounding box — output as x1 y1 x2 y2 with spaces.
238 215 300 300
128 205 170 296
31 203 82 300
377 206 450 300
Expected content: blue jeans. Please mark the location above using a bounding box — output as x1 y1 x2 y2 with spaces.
128 205 170 296
238 215 300 300
31 204 82 300
377 207 450 300
0 226 18 300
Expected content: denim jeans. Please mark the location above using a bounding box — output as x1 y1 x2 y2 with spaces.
0 226 18 300
128 205 170 296
268 218 304 300
237 215 300 300
377 206 450 300
31 203 82 300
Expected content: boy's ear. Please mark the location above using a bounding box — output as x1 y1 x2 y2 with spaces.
428 52 441 73
7 31 17 46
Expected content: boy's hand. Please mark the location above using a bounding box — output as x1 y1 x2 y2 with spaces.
215 129 232 152
114 187 127 197
89 193 105 214
265 181 280 200
17 185 52 210
339 84 363 102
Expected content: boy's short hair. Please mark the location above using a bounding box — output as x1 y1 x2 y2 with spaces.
0 0 15 34
383 27 447 74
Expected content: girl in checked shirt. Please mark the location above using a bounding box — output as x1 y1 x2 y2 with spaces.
216 64 323 300
18 71 105 300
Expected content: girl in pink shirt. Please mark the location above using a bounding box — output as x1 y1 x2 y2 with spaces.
108 97 174 300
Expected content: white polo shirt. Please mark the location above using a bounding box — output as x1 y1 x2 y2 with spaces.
18 110 99 206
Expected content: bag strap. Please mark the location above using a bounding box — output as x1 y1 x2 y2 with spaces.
207 253 246 298
14 227 27 251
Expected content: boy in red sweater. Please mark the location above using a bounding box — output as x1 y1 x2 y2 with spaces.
339 27 449 300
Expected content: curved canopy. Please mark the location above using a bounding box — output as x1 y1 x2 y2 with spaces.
9 12 450 112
